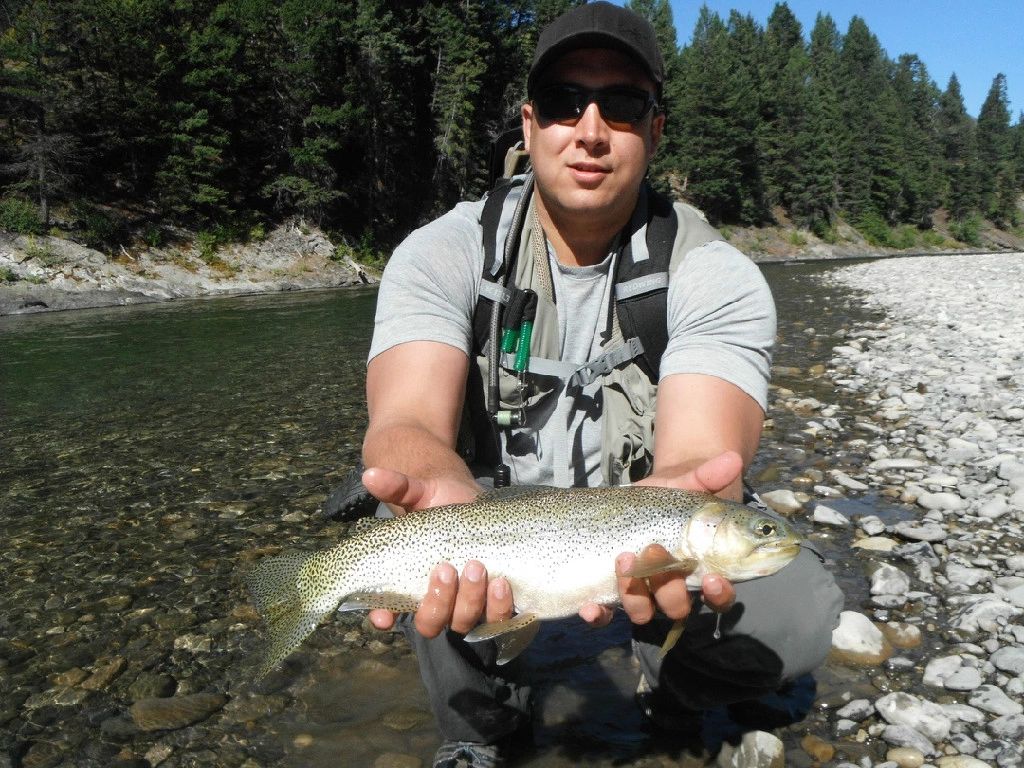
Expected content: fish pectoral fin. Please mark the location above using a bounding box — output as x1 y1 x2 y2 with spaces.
659 619 685 658
623 552 699 579
338 592 420 613
463 613 540 665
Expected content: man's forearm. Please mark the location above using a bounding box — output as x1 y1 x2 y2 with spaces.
362 421 476 486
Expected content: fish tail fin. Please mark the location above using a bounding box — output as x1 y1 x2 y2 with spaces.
244 551 336 678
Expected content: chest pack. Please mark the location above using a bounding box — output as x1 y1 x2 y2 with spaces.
472 173 678 382
464 172 722 487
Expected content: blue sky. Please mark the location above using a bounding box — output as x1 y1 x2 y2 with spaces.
661 1 1023 119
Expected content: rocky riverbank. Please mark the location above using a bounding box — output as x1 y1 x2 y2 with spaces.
754 252 1024 768
0 222 377 316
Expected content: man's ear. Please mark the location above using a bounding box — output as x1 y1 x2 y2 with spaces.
521 102 533 153
648 111 665 158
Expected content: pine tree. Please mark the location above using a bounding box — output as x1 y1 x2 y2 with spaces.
977 73 1016 226
937 74 980 220
891 54 943 227
790 13 842 230
758 2 807 214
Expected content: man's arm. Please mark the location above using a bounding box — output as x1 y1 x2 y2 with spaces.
642 372 765 501
363 340 477 511
362 340 515 636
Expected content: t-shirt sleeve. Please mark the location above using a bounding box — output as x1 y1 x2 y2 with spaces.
659 240 776 411
367 200 485 362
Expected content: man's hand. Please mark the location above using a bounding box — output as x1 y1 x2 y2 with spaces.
578 450 742 628
362 466 479 516
362 467 515 637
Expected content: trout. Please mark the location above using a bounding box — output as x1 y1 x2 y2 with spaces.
244 486 802 675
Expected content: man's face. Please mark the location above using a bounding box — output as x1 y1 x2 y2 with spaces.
522 48 663 225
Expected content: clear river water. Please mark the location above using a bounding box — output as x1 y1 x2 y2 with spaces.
0 263 903 767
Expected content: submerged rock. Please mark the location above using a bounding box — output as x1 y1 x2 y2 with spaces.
129 693 228 731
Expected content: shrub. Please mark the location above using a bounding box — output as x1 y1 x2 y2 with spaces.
72 202 118 248
788 231 807 247
0 197 43 235
920 229 946 248
1 265 19 283
890 226 918 250
855 212 893 248
949 215 982 247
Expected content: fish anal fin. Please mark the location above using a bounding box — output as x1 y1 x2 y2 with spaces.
463 612 540 665
659 618 685 658
624 551 698 579
339 592 420 613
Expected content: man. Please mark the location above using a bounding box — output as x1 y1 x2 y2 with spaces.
360 3 842 766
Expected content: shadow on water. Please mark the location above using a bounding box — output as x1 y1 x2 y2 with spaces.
0 262 900 767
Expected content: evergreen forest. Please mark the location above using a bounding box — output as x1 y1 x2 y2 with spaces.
2 0 1023 254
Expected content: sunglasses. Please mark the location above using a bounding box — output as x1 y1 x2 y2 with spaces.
532 83 658 129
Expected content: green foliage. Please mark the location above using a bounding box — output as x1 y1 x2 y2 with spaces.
72 202 119 249
0 0 1020 249
890 225 918 250
1 266 20 283
0 197 44 235
854 211 894 247
788 231 807 247
24 236 62 267
949 215 982 246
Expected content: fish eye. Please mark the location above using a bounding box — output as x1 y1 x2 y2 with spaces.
754 519 777 537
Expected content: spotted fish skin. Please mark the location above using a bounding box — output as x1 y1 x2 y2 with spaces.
244 486 801 675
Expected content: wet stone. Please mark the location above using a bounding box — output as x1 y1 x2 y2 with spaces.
373 753 422 768
381 707 431 732
21 741 64 768
128 673 177 700
220 693 287 723
81 656 126 690
52 667 88 687
129 693 228 731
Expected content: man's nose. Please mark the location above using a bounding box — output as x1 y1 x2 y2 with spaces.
574 101 609 148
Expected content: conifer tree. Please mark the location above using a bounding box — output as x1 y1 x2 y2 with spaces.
977 73 1016 226
937 74 980 220
891 54 943 226
790 13 842 230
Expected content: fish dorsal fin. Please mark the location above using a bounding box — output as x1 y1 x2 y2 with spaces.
463 612 540 664
623 550 698 579
475 485 555 503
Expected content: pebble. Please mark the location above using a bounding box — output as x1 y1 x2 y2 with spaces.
831 611 892 665
716 730 785 768
887 746 926 768
760 488 803 515
129 693 228 731
811 503 852 527
968 685 1024 716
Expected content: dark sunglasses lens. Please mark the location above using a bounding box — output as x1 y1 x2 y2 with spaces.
598 89 651 123
535 86 652 125
535 86 584 121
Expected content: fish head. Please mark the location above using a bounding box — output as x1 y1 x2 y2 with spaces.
698 502 802 581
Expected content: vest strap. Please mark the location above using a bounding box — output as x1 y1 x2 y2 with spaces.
615 273 669 301
479 280 512 305
568 337 645 388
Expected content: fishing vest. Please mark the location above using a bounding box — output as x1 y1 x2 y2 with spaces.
464 173 723 487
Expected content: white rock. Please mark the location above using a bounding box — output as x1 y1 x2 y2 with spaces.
836 699 874 721
1004 554 1024 572
917 491 968 512
893 521 948 542
759 489 803 515
987 713 1024 740
951 599 1023 633
989 646 1024 675
977 497 1009 520
870 458 929 471
968 684 1024 716
812 503 852 527
946 563 992 588
936 757 994 768
853 536 899 552
924 656 964 687
832 611 887 655
871 563 912 595
880 724 937 756
831 470 870 491
715 729 784 768
941 702 987 725
943 665 983 691
997 459 1024 482
875 692 951 742
859 514 887 535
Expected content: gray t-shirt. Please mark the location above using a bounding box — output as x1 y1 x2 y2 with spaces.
368 198 776 486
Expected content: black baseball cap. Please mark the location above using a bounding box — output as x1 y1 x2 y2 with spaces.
527 1 665 97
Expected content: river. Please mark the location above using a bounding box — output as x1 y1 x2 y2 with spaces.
1 265 896 767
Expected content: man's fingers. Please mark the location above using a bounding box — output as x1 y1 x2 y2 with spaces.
578 602 614 627
450 561 488 634
485 577 514 624
414 563 457 638
362 467 429 512
691 450 743 494
616 552 656 625
368 608 396 630
702 573 736 613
